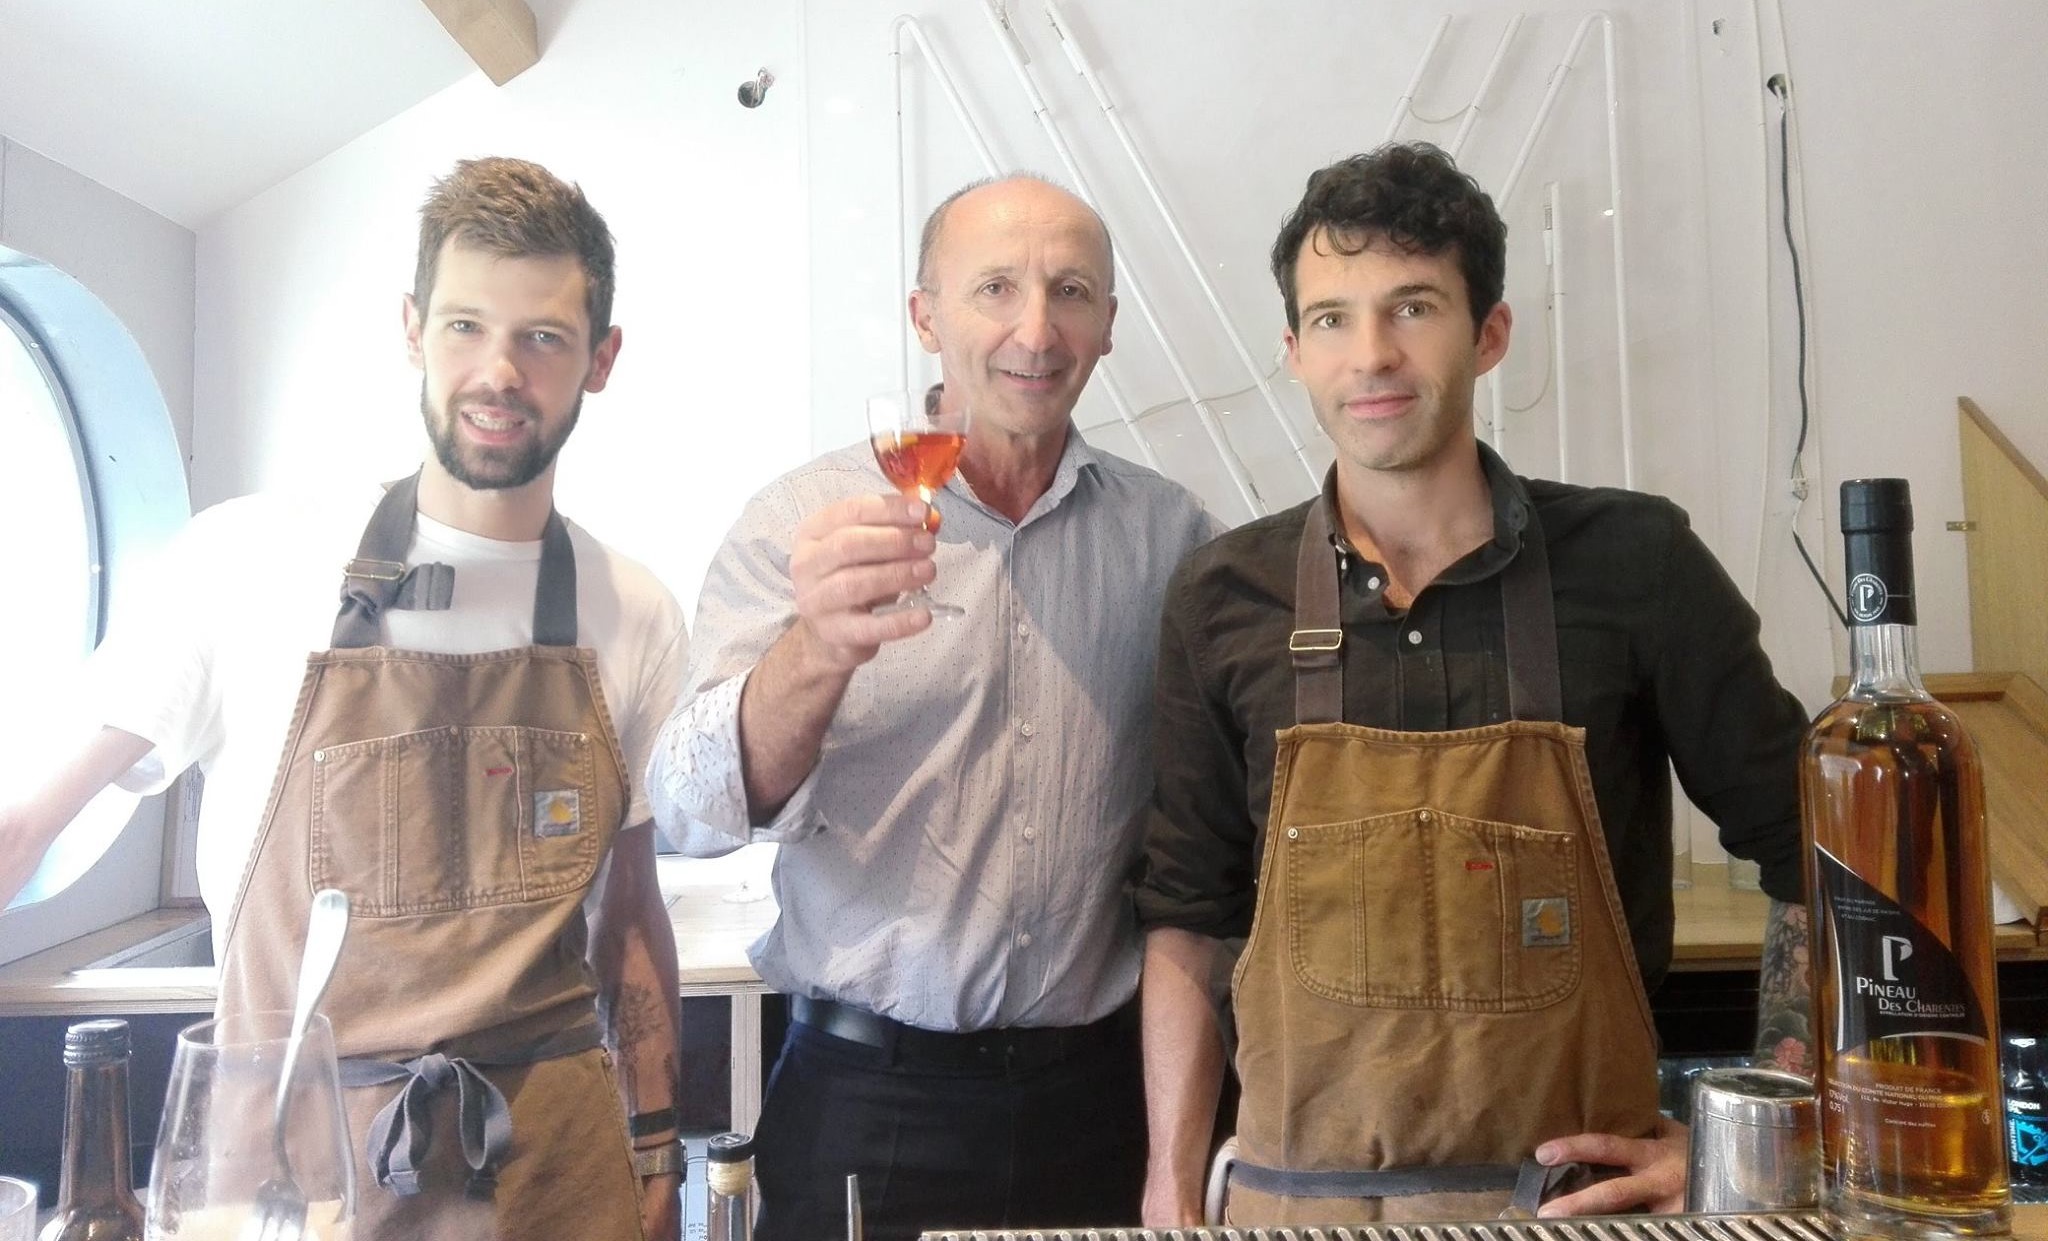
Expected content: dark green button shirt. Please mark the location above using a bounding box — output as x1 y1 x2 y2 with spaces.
1135 444 1809 990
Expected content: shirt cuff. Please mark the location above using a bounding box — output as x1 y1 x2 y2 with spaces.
646 670 821 853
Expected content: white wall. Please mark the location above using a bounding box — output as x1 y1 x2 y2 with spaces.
191 0 810 615
0 136 195 459
1778 0 2048 679
188 2 2048 874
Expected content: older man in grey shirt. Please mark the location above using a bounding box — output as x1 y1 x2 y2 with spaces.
648 175 1217 1241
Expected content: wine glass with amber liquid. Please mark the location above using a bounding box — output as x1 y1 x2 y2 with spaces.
867 387 969 618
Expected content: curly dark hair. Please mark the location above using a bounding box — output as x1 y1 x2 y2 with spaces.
1270 142 1505 336
414 157 617 345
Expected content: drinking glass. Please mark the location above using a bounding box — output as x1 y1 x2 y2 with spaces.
867 386 970 618
0 1176 35 1241
147 1011 354 1240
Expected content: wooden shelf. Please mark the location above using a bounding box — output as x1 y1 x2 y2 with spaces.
1673 864 2042 972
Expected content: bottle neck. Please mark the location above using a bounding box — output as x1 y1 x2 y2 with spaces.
57 1059 135 1210
1845 622 1930 701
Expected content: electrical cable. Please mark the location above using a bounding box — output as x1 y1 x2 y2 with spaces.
1406 104 1473 125
1132 362 1288 423
1772 78 1850 629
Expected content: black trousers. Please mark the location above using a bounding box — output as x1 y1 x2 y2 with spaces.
753 1010 1147 1241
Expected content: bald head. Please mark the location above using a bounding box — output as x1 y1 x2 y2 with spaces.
914 175 1115 294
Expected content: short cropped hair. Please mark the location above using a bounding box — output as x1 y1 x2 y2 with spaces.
914 174 1115 293
1271 142 1505 335
414 157 618 344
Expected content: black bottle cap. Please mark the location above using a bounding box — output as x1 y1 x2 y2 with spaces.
63 1019 131 1067
1841 478 1913 534
707 1131 755 1162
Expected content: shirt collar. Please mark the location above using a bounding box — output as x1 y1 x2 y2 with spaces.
948 422 1100 526
1317 440 1534 585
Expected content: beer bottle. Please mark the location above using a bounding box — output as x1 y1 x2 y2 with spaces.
40 1019 146 1241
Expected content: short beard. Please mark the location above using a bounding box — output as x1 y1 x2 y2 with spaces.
423 383 579 491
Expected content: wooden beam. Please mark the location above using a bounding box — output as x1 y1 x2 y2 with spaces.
419 0 539 87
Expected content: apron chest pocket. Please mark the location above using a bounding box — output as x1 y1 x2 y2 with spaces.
1282 807 1582 1011
309 725 603 916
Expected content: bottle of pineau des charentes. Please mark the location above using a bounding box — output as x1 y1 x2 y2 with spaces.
1802 477 2011 1238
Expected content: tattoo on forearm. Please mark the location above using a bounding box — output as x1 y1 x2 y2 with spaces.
602 982 671 1102
1754 899 1814 1075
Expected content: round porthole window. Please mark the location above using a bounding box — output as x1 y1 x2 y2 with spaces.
0 250 187 911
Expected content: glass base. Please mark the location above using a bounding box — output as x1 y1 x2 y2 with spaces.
1828 1191 2013 1239
874 591 962 619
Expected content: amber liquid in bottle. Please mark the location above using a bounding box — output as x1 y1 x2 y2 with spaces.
1803 479 2010 1239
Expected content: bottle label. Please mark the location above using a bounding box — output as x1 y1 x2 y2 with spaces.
1843 531 1916 626
1816 844 1988 1050
2011 1114 2048 1172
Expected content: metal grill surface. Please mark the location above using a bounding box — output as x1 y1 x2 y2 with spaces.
919 1211 1838 1241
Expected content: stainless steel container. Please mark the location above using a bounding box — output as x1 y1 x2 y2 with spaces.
1684 1066 1820 1213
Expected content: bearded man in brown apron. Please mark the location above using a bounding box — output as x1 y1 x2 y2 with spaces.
0 159 686 1241
1135 144 1815 1225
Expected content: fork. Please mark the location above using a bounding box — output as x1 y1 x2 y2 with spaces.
240 888 350 1241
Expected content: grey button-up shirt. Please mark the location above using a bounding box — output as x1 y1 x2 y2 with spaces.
649 433 1220 1031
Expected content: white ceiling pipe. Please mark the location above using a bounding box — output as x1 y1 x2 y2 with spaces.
889 15 1163 471
1383 16 1452 144
1040 0 1318 489
980 0 1265 518
890 16 996 399
1448 16 1525 160
1598 15 1636 491
1548 181 1573 482
1496 12 1635 490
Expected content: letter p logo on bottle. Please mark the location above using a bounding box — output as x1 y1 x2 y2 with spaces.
1882 935 1914 982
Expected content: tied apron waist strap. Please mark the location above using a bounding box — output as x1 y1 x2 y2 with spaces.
1227 1156 1598 1218
337 1021 605 1201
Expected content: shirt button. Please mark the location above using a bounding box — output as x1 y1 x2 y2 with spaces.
1367 576 1382 591
1019 721 1036 738
1407 630 1423 645
1018 932 1033 948
1016 622 1030 639
1022 827 1037 842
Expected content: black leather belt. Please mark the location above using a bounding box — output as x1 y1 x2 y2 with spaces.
790 996 1131 1072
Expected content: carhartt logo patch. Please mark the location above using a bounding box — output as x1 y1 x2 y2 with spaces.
534 790 582 838
1522 897 1572 947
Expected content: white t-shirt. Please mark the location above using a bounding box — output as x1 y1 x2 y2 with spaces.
86 483 688 928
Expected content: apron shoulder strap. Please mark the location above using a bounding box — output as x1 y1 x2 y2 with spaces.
1500 506 1564 723
331 472 581 649
1290 499 1345 725
334 472 454 649
532 510 578 647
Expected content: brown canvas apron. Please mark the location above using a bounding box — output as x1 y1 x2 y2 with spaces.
214 473 645 1241
1223 498 1661 1224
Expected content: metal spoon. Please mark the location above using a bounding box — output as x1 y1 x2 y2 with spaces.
241 888 350 1241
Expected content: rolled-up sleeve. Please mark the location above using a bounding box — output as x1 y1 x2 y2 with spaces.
1136 557 1259 939
646 484 826 856
1648 507 1809 903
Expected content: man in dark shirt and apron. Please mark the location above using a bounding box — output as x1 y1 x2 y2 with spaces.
1136 144 1815 1225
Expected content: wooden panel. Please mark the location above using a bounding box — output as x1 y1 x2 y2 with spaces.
1960 397 2048 691
1948 673 2048 941
1672 863 2041 970
418 0 539 86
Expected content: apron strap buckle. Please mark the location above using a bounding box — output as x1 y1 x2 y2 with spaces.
1288 628 1344 654
343 558 407 583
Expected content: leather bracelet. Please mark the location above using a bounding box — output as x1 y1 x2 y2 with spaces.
631 1140 683 1179
629 1107 680 1139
